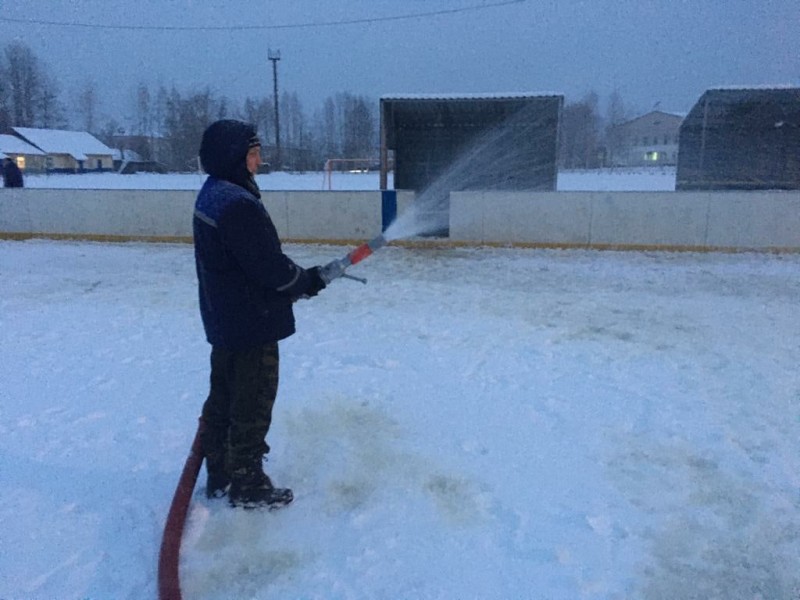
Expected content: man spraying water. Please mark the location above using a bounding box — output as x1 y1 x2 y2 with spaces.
193 119 328 510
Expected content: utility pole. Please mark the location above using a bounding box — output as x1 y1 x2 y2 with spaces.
268 49 281 170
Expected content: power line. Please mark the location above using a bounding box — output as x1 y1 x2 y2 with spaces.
0 0 526 32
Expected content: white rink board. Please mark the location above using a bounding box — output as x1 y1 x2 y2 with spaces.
450 190 800 251
1 187 798 251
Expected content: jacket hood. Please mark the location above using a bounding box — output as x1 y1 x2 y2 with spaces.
199 119 261 197
199 120 256 178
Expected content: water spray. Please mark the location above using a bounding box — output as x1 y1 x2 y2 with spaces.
318 233 388 285
316 100 556 285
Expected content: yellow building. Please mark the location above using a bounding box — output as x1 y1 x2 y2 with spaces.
610 110 684 167
11 127 114 173
0 133 47 172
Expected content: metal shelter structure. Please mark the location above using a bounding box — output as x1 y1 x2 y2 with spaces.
676 87 800 190
379 93 563 193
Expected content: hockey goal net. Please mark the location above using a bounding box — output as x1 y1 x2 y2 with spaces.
322 158 378 190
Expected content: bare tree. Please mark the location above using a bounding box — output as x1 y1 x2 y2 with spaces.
2 41 65 129
134 82 151 137
279 91 298 151
604 89 630 167
242 96 273 150
4 41 40 126
559 91 601 169
76 79 99 133
320 96 338 159
309 93 378 168
152 85 169 163
163 86 220 171
0 61 10 131
98 118 125 145
279 91 312 170
342 93 375 158
36 70 66 128
216 96 230 120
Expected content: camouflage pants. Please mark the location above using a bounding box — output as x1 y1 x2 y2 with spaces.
200 342 280 478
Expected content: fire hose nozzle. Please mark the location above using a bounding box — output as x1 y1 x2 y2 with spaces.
319 257 350 285
318 234 388 285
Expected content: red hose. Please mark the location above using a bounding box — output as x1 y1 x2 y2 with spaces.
158 418 205 600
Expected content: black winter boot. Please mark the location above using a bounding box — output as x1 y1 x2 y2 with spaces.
228 457 293 510
204 453 230 499
200 415 230 499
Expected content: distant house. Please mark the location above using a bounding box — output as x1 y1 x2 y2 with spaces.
610 110 684 167
111 147 143 170
11 127 114 173
118 160 169 174
109 147 168 174
0 133 47 172
108 133 171 166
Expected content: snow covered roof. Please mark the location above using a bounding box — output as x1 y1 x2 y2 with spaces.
111 148 143 162
11 127 113 161
706 84 800 92
618 110 685 128
0 133 46 156
381 91 562 101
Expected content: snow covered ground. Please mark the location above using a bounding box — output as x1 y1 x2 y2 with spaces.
2 234 799 598
21 166 677 192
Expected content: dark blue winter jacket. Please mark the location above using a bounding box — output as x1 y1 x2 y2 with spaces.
193 176 312 349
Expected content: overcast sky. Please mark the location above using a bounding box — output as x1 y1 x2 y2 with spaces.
2 0 798 127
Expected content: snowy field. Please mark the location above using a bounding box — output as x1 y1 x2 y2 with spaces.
1 235 799 598
20 166 678 192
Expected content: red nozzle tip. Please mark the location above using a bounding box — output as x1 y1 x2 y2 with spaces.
348 243 373 265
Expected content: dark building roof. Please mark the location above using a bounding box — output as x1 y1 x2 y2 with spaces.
676 87 800 190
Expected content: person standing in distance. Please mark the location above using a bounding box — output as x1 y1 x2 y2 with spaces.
3 157 24 188
193 119 326 509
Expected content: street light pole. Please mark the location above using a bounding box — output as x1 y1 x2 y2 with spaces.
268 49 281 170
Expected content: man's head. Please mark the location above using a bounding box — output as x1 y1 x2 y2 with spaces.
199 119 261 179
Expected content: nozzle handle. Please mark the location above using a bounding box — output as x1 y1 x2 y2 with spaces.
319 257 350 285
